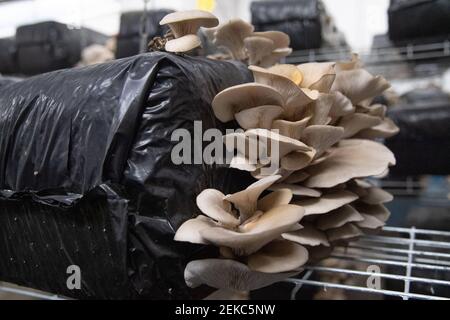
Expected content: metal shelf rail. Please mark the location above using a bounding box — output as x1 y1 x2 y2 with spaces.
286 226 450 300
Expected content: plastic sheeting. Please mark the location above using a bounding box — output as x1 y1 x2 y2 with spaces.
116 10 173 59
16 21 109 75
386 104 450 176
251 0 322 50
0 52 253 299
388 0 450 41
0 37 17 75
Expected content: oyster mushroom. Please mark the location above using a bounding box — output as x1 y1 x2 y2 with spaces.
304 139 396 188
214 19 255 60
184 259 300 291
316 205 364 231
271 117 311 140
293 190 359 216
338 113 383 138
297 62 336 92
257 188 293 211
282 223 330 247
235 105 284 130
260 48 293 68
160 10 219 52
302 125 345 158
212 83 284 122
253 31 290 49
326 223 363 242
244 36 276 66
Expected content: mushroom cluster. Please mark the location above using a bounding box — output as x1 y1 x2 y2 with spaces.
159 10 219 53
175 175 311 299
210 19 292 67
210 53 399 260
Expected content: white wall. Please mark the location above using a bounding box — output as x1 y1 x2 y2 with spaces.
0 0 389 50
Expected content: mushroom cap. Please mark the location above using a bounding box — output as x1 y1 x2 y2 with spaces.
224 175 281 221
247 240 309 273
249 65 319 118
355 118 400 139
214 19 255 60
270 183 321 198
334 53 362 72
302 125 345 157
160 10 219 38
293 190 358 216
338 113 383 138
165 34 202 53
354 203 391 222
235 105 284 130
184 259 300 291
244 36 276 65
331 69 391 105
304 139 396 188
267 64 303 85
359 187 393 205
283 171 310 184
297 62 336 92
328 91 355 119
316 205 364 231
253 31 290 48
200 204 304 255
260 48 293 68
246 128 312 159
280 149 316 171
283 222 330 247
174 215 217 244
196 189 239 227
326 223 363 242
212 83 284 123
356 214 385 229
271 117 311 140
257 188 293 212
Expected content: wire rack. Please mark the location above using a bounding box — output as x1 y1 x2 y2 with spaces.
286 226 450 300
1 226 450 300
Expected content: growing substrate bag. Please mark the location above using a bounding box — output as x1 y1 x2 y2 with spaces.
116 10 173 59
388 0 450 41
386 103 450 176
0 37 17 75
0 52 253 299
16 21 109 75
251 0 322 50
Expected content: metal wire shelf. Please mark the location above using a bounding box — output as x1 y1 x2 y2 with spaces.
286 226 450 300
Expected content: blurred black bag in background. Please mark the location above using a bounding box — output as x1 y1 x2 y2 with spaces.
16 21 109 75
251 0 322 50
388 0 450 41
116 10 173 59
0 52 253 299
0 37 17 75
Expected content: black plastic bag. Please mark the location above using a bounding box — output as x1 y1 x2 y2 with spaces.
116 10 173 59
0 52 253 299
16 21 109 75
388 0 450 41
251 0 322 50
0 37 17 75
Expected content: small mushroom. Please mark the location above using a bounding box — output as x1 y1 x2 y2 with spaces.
282 223 330 247
257 188 293 211
224 175 281 221
267 64 303 85
271 117 311 140
338 113 382 138
297 62 336 92
356 214 385 229
326 223 363 242
302 125 345 158
249 65 319 120
293 190 358 216
244 36 276 66
160 10 219 52
196 189 239 227
260 48 293 68
316 205 364 231
304 139 396 188
354 203 391 222
270 183 321 198
305 93 335 125
200 204 304 255
214 19 255 60
334 53 362 72
355 118 400 139
253 31 290 49
331 69 391 105
174 215 217 244
359 187 393 205
328 91 355 119
212 83 284 122
280 149 316 171
247 240 309 273
184 259 300 291
235 105 284 130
